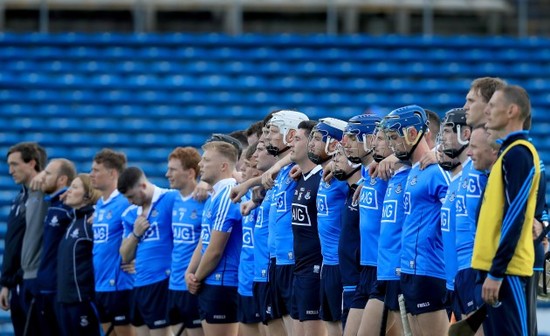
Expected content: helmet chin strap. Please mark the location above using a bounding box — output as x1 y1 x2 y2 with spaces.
396 130 424 161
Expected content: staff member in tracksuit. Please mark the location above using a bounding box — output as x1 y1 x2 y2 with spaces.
57 174 102 336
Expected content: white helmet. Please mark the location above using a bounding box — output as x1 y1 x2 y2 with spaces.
269 110 309 145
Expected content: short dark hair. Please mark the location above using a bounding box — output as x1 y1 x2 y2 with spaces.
297 120 318 137
117 166 144 194
228 130 249 148
168 147 201 178
262 110 278 127
93 148 127 174
7 142 47 172
245 121 263 140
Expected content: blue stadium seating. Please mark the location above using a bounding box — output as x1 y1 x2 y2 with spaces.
0 35 549 334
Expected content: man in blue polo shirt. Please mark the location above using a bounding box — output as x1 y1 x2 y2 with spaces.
186 141 242 336
119 167 178 336
90 149 134 336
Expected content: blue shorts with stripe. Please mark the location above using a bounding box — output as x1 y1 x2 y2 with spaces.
475 271 530 336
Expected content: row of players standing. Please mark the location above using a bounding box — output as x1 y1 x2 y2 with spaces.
0 76 547 336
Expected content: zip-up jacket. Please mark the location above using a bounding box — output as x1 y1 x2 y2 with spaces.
57 204 95 303
0 186 28 288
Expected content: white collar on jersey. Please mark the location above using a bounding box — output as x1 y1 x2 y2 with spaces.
212 178 237 198
101 189 120 205
302 165 322 181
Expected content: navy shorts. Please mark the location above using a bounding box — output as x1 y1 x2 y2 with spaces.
131 279 170 329
167 290 202 328
253 281 272 323
198 284 238 324
351 266 382 309
96 290 132 325
57 301 100 336
445 290 461 321
319 265 343 322
400 274 446 315
238 294 262 324
291 274 321 321
270 263 294 318
383 280 402 312
454 268 480 316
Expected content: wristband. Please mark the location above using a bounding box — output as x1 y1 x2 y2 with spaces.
132 231 143 241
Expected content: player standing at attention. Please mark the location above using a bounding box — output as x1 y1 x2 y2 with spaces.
383 105 450 335
185 141 242 336
165 147 205 336
90 149 135 336
307 118 348 336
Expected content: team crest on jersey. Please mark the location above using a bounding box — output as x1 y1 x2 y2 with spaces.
370 177 377 186
288 251 294 260
462 177 468 189
206 210 212 219
449 192 456 202
151 209 158 218
98 210 104 222
80 315 89 327
410 176 417 186
322 180 330 189
395 183 403 194
70 228 80 238
304 191 311 200
49 215 59 227
190 210 198 219
284 176 292 185
106 211 112 219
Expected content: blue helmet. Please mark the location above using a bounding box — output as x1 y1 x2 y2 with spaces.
312 117 347 144
344 113 382 142
382 104 428 139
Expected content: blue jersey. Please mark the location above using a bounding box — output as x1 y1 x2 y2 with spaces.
271 163 298 265
122 187 177 287
200 178 243 286
93 191 134 292
317 177 348 266
238 192 258 296
254 188 274 283
441 172 463 290
359 166 388 266
378 165 411 281
37 189 73 293
169 193 205 291
401 163 450 279
455 159 487 270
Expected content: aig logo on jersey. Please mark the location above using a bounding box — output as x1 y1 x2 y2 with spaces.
403 192 411 215
93 224 109 243
242 227 254 248
255 209 263 228
441 208 451 232
455 195 467 217
467 174 482 198
276 191 287 212
292 204 311 226
359 187 378 210
173 224 195 243
381 200 397 223
201 224 211 244
316 194 328 216
143 221 160 241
